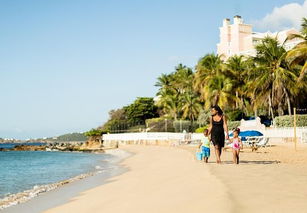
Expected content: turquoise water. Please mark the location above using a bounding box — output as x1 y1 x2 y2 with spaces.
0 150 113 199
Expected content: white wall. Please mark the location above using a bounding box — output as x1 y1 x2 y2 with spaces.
102 127 307 143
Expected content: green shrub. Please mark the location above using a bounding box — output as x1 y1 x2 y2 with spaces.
274 115 307 127
146 117 175 132
126 125 146 132
84 129 105 137
195 125 209 133
227 121 241 130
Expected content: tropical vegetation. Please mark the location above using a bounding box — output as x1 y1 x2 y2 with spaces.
96 18 307 133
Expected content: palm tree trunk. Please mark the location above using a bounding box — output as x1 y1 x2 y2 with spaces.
283 87 292 116
268 94 274 119
173 111 177 121
235 91 239 108
215 95 219 106
278 102 284 116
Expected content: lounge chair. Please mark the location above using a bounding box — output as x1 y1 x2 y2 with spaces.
245 136 261 150
252 137 269 151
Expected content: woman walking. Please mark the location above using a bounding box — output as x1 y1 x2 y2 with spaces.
208 105 229 163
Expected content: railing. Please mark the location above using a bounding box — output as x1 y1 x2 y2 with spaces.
102 127 307 143
102 132 204 141
264 127 307 139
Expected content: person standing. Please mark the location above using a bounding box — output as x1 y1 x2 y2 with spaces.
228 128 243 164
208 105 229 163
197 129 210 163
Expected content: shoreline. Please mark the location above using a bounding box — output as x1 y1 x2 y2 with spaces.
0 172 96 210
1 149 132 212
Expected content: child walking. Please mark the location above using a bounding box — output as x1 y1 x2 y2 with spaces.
229 128 243 164
198 129 210 163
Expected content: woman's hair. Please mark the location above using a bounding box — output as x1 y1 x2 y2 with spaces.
211 105 223 115
233 127 240 134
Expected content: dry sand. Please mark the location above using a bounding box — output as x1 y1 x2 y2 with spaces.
207 142 307 213
44 142 307 213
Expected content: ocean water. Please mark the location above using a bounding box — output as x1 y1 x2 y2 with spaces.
0 149 118 200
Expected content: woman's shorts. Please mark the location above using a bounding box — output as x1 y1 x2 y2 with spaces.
201 146 210 157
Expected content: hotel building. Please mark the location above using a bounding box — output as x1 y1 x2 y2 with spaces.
217 15 302 60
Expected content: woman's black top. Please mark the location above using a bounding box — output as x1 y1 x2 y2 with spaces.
211 116 225 147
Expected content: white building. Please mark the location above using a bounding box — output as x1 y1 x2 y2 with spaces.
217 15 302 59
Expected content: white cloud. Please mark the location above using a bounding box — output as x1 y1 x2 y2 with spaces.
253 0 307 32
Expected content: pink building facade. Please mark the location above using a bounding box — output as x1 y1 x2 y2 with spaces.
217 16 302 60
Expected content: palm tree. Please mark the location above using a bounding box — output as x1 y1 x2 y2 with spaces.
285 17 307 82
155 64 201 120
181 92 202 122
157 92 179 120
173 64 194 94
254 37 298 117
155 73 171 88
194 54 223 85
194 54 231 108
202 74 235 109
225 55 249 111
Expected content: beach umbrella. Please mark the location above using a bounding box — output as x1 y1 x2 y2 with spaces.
229 130 263 141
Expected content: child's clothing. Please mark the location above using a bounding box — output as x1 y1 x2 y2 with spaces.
232 137 240 150
201 136 210 157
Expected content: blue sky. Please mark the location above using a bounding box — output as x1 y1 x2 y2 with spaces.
0 0 306 139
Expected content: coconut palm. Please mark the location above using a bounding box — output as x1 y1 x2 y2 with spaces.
181 92 202 122
285 17 307 82
155 64 201 120
225 55 250 111
194 54 228 108
254 37 298 117
202 74 236 109
155 73 172 88
173 64 194 94
157 92 179 120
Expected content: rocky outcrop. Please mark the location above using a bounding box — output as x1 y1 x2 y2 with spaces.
0 138 116 152
46 141 105 153
12 145 46 151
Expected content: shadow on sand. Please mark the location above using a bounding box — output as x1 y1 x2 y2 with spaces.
218 160 281 165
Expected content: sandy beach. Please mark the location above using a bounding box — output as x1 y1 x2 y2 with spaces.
207 143 307 213
44 145 232 213
40 142 307 213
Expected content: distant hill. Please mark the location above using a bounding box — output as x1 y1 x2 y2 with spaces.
52 132 87 142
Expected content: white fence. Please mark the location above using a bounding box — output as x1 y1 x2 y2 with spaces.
102 127 307 144
264 127 307 142
102 132 203 142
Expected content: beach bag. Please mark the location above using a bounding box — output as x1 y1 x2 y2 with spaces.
196 152 203 160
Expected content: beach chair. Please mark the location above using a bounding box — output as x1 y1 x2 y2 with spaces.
245 136 262 151
256 137 269 147
252 137 269 151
